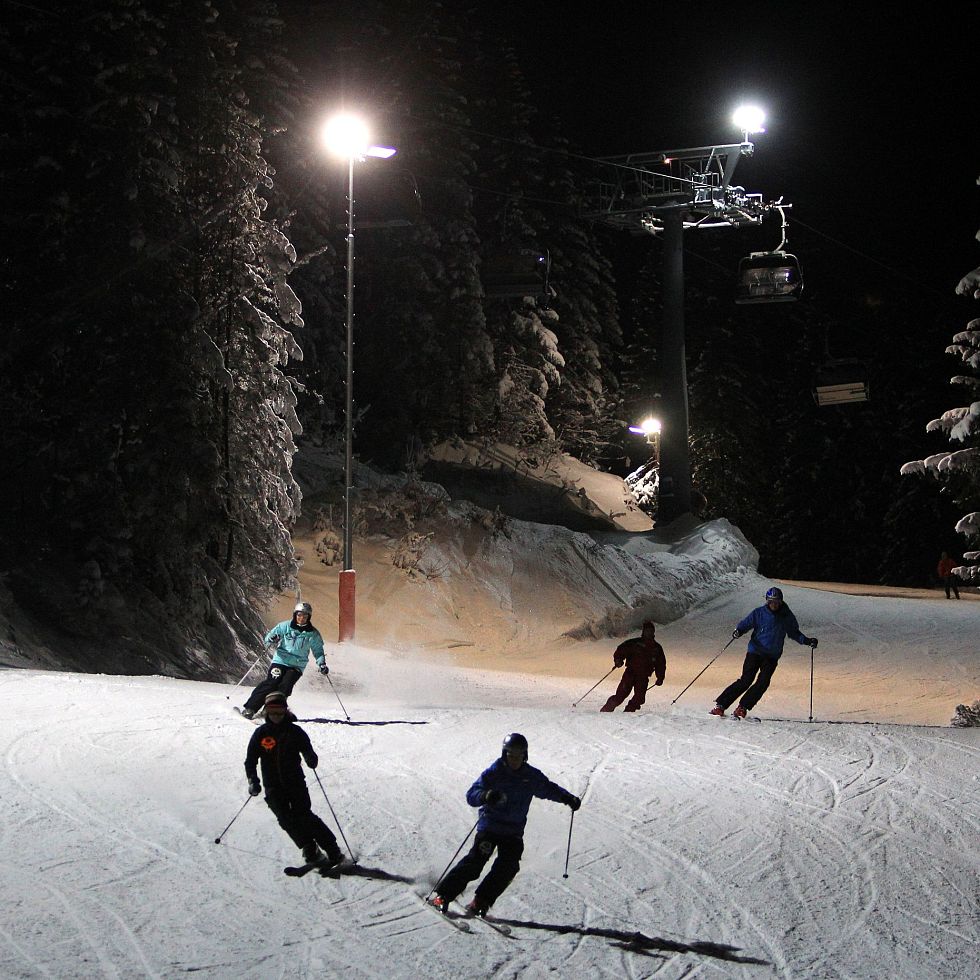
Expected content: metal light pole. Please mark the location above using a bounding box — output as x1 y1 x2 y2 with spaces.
322 114 396 642
340 153 356 641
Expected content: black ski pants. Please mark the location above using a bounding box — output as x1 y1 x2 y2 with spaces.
264 781 340 858
244 664 303 713
716 652 779 711
437 830 524 909
943 574 960 599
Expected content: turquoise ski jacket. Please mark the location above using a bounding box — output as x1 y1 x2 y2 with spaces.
263 620 326 673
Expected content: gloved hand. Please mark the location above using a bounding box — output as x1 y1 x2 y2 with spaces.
566 795 581 811
654 678 663 686
808 637 818 649
318 663 329 675
247 777 261 797
482 789 506 805
305 753 319 770
614 660 624 669
732 629 742 640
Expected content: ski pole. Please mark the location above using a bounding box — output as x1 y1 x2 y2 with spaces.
226 644 272 699
314 770 357 865
672 635 737 705
562 810 575 879
808 647 814 722
572 666 617 707
427 817 480 901
327 675 351 721
214 795 253 844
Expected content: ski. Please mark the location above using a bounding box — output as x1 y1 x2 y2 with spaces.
419 896 472 932
463 909 513 936
284 856 344 879
233 706 263 724
731 715 762 723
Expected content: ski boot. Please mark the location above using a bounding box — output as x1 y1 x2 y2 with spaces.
465 899 489 918
240 707 255 719
733 705 747 719
427 894 449 914
709 705 725 717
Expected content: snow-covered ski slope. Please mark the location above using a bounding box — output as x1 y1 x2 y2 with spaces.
2 597 978 980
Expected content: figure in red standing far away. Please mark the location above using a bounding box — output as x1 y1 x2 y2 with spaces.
937 551 961 600
600 620 666 713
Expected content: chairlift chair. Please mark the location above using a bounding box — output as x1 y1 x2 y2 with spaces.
813 357 869 406
735 250 803 304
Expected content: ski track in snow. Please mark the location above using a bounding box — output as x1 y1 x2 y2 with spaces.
1 669 978 980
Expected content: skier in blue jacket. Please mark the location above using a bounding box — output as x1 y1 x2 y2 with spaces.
240 601 328 719
709 587 818 719
429 733 580 917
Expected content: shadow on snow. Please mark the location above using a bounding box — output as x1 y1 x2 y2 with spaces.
298 717 430 727
491 917 770 965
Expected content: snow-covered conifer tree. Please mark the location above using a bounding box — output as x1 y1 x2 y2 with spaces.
901 177 980 584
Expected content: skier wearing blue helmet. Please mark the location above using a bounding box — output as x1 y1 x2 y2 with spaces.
429 733 580 918
709 587 818 719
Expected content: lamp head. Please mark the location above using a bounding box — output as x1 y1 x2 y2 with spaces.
733 105 766 140
322 113 370 159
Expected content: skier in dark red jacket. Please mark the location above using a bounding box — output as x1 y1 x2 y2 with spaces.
600 620 667 712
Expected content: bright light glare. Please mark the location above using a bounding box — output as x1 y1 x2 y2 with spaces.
367 145 397 159
733 105 766 135
322 114 370 158
629 417 662 437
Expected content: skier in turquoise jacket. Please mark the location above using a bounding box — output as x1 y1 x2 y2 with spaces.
240 601 328 719
709 586 818 719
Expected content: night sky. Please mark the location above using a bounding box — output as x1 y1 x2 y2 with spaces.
484 4 977 290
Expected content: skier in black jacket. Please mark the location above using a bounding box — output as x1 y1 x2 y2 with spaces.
244 692 342 868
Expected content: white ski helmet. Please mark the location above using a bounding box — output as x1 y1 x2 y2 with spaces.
294 601 313 616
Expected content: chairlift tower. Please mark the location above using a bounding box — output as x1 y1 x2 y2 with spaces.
590 131 786 523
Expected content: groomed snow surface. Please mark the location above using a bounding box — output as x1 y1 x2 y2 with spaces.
2 560 979 979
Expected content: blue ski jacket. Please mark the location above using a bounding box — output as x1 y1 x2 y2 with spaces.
736 603 811 660
264 619 325 674
466 758 575 837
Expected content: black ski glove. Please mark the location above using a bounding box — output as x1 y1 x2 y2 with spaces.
304 753 319 770
732 629 742 640
654 677 664 686
566 795 581 811
247 777 261 797
482 789 506 805
808 637 818 649
318 663 329 675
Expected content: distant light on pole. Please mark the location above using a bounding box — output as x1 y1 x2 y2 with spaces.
733 105 766 142
629 417 662 442
321 112 397 643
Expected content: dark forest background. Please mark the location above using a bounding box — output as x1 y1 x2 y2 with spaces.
2 1 975 668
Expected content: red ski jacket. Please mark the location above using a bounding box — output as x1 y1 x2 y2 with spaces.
613 636 666 683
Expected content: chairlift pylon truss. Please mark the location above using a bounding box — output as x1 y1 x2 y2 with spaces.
589 141 781 233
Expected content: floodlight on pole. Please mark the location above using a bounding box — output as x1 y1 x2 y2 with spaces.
321 112 397 642
733 104 766 142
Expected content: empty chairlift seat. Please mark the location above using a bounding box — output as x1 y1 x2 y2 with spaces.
813 358 869 406
735 250 803 304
